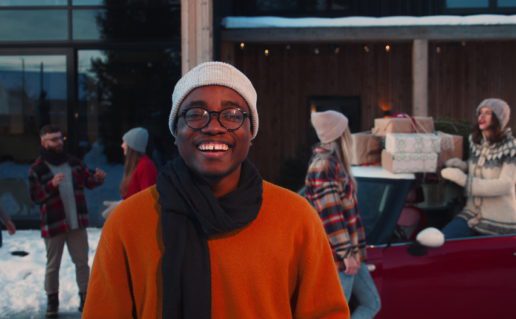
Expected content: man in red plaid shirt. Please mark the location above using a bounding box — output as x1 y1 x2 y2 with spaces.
29 124 106 318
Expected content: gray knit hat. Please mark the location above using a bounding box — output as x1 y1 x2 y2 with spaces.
122 127 149 153
169 61 258 139
476 98 511 129
311 111 349 144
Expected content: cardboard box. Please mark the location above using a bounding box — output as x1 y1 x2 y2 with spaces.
381 150 438 174
373 116 434 136
385 133 441 154
437 132 464 167
351 131 382 165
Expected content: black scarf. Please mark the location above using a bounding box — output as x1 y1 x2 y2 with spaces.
157 157 263 319
40 147 68 165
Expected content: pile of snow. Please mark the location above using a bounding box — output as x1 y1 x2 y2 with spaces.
0 228 101 318
223 14 516 28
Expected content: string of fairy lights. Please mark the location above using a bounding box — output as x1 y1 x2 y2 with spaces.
238 41 468 56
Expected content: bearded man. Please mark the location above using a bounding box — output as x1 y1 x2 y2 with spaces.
29 124 106 318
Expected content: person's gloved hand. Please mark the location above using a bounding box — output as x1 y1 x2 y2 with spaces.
441 167 467 187
101 200 121 219
445 157 468 172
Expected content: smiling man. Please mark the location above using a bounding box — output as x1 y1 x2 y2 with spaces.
83 62 349 319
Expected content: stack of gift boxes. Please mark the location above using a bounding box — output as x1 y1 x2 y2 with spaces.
351 115 464 174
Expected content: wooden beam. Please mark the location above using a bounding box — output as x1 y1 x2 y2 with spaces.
412 39 428 117
222 25 516 43
181 0 213 74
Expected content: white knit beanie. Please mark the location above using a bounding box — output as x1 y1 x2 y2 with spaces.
122 127 149 153
476 98 511 129
311 111 349 144
169 61 258 139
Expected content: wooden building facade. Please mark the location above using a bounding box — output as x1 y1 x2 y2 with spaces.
181 0 516 189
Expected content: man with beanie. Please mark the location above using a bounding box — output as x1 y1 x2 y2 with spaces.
29 124 106 318
84 61 349 318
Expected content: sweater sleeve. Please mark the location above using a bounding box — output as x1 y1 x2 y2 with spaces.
28 167 58 205
293 202 350 319
82 163 103 189
470 161 516 197
83 215 135 318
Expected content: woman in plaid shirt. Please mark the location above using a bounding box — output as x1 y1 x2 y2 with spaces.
305 110 381 319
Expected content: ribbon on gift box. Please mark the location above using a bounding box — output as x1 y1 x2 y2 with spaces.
372 113 434 136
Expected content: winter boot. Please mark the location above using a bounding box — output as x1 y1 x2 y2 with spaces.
78 291 86 312
46 293 59 318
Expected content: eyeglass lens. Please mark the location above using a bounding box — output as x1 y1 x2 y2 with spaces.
184 108 246 130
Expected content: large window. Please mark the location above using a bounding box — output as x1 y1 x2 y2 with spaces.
0 0 180 42
499 0 516 7
0 0 181 227
0 54 68 221
0 10 68 41
73 6 180 41
0 0 67 6
77 48 180 163
446 0 516 10
446 0 489 8
0 54 68 162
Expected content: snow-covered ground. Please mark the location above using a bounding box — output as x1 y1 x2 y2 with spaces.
0 143 119 317
0 228 101 318
223 14 516 28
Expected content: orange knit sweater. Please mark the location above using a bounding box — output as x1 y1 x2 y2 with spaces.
83 181 349 319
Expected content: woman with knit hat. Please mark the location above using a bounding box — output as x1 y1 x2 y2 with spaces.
440 98 516 238
304 110 381 319
119 127 158 199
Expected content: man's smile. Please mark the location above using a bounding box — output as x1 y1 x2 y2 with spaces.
197 142 232 152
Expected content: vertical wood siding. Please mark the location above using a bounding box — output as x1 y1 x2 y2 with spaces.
227 41 516 189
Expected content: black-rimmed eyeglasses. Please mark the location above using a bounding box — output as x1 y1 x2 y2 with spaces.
178 107 249 131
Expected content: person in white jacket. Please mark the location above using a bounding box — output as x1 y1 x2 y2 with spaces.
441 98 516 238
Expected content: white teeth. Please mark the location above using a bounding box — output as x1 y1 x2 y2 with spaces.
198 143 229 151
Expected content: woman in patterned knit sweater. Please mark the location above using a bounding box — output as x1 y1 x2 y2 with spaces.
441 98 516 238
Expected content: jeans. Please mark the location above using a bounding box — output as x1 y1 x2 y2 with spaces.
442 217 478 239
339 262 381 319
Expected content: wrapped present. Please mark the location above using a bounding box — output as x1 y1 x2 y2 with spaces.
372 116 434 136
381 150 438 173
385 133 441 154
437 132 464 167
351 131 382 165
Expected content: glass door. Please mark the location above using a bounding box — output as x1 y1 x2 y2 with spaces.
0 51 69 223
